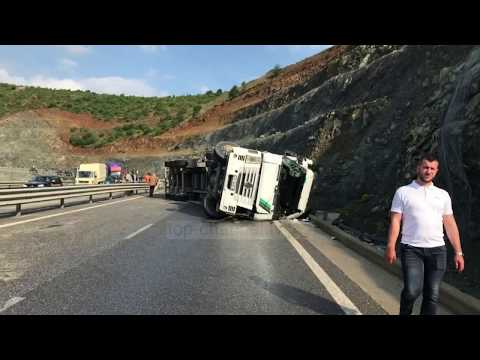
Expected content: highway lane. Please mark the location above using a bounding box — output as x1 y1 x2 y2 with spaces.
0 189 147 218
0 196 400 314
0 195 169 308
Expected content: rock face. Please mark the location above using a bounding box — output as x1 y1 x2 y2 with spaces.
187 45 480 288
0 111 87 169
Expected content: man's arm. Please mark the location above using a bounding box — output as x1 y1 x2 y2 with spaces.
443 214 465 272
385 212 402 264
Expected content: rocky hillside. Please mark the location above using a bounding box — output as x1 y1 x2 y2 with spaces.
177 45 480 293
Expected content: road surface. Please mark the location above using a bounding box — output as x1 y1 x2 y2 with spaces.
0 195 451 315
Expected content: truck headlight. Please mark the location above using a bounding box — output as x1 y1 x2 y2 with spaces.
38 184 44 187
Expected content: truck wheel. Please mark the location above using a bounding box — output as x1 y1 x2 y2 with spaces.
203 194 226 219
214 141 238 162
165 160 188 168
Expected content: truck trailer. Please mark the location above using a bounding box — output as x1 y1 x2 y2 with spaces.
164 142 315 220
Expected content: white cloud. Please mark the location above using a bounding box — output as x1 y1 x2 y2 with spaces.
0 68 27 84
0 67 167 97
138 45 167 53
30 75 84 91
58 45 92 55
199 85 210 93
81 76 163 97
59 58 78 70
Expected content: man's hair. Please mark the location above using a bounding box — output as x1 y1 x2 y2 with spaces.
418 153 440 166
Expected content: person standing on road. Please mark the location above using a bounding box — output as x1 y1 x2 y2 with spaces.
385 153 465 315
143 172 150 183
145 172 157 197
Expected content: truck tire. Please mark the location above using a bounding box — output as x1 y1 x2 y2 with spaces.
203 194 226 219
214 141 238 162
165 160 189 168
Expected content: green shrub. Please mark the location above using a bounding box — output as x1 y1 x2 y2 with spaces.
69 128 98 147
192 104 202 117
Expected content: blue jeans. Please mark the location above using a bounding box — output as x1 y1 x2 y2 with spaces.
399 243 447 315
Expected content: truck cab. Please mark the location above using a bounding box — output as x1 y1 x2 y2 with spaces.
75 163 107 185
216 146 314 220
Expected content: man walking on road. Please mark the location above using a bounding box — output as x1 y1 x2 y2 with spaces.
385 154 465 315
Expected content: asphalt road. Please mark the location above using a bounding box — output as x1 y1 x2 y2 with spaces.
0 195 444 315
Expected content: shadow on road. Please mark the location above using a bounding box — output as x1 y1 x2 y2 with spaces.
249 275 346 315
164 202 207 219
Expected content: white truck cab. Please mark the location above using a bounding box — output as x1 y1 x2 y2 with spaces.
219 146 314 220
75 163 107 185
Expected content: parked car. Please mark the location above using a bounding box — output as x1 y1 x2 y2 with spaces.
24 175 63 188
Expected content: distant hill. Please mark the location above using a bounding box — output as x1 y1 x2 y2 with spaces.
0 83 222 148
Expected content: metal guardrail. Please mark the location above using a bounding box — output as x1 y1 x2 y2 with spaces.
0 183 149 216
0 182 27 189
0 180 75 189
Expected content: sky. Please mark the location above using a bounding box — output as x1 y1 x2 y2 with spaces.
0 45 332 97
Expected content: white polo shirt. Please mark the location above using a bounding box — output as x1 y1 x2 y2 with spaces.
390 180 453 248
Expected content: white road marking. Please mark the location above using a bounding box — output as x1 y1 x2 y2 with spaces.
0 196 144 230
0 296 25 313
125 224 153 240
273 221 362 315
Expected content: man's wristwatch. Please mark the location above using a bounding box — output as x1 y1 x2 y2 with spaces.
456 252 464 256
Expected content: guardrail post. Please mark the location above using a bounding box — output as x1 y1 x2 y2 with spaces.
89 195 93 204
16 204 21 216
60 198 65 209
109 192 113 200
135 189 138 194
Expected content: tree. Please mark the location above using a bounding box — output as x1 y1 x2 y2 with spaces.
216 89 223 95
228 85 240 99
268 64 282 78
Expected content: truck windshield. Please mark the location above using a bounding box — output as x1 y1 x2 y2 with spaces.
33 176 47 182
78 171 93 178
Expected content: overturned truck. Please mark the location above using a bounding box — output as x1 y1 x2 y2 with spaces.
164 142 315 220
